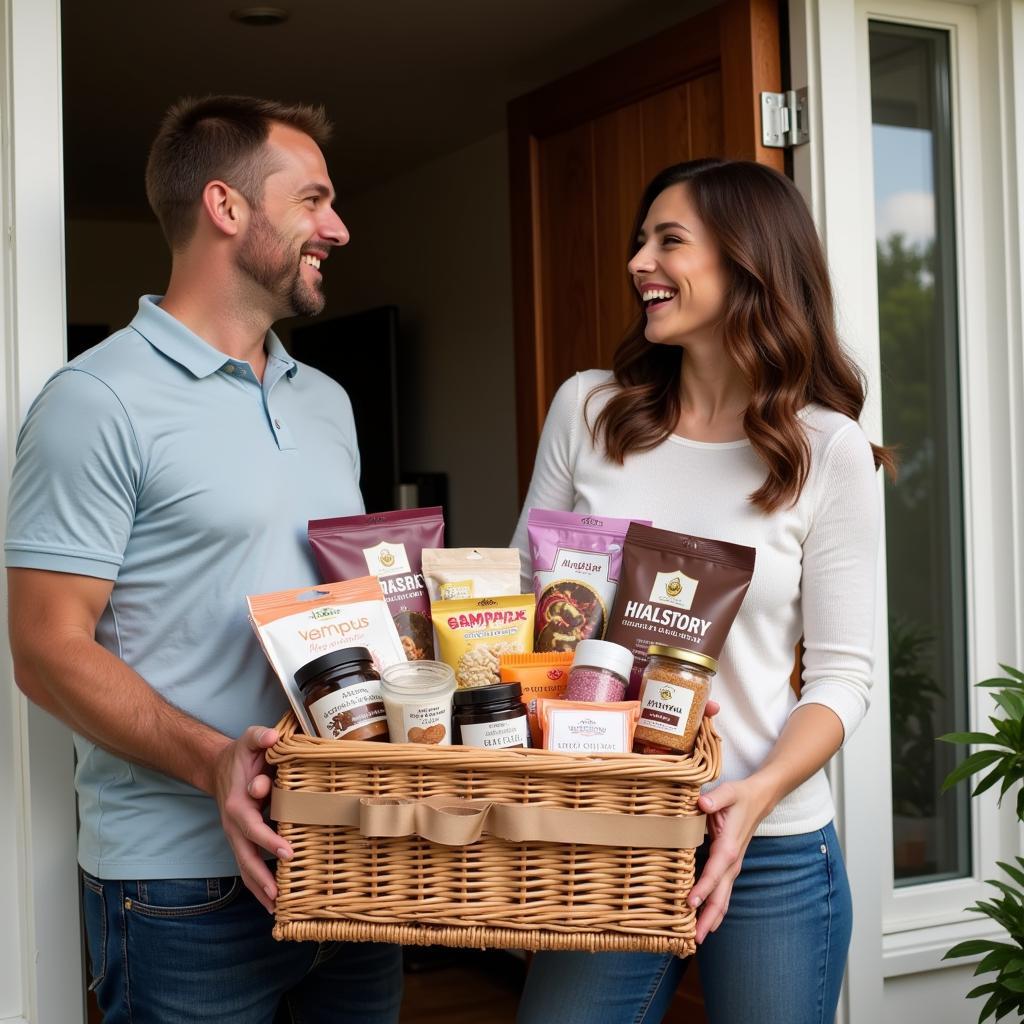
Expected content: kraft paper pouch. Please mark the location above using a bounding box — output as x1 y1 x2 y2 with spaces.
527 509 652 652
607 523 756 699
248 577 407 736
308 507 444 661
422 548 521 602
432 594 536 688
499 651 573 747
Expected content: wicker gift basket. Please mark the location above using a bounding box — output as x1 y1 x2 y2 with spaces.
267 712 720 956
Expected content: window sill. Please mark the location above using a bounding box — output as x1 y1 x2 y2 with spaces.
883 917 1008 978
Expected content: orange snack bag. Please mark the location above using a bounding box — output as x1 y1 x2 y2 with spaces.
537 698 642 755
499 652 573 747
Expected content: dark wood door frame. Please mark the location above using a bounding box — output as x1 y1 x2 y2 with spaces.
507 0 783 497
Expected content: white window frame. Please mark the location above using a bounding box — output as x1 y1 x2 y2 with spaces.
792 0 1024 1010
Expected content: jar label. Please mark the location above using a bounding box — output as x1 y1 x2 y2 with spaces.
309 681 387 740
397 700 452 745
459 716 530 750
638 680 696 736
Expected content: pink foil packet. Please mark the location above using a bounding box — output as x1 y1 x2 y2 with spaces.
526 509 652 652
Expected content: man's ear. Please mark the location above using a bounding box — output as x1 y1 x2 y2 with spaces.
200 180 246 238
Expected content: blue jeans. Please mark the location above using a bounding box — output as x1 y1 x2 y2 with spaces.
82 872 403 1023
517 822 852 1024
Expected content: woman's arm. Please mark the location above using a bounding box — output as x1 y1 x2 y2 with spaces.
688 703 843 940
688 421 882 942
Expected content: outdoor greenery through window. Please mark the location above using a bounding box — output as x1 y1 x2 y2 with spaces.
869 21 970 885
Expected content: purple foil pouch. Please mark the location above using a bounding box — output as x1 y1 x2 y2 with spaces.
308 507 445 661
527 509 652 652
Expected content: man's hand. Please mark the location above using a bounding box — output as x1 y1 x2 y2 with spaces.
212 725 293 913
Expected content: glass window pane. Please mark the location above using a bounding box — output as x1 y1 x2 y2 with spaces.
869 22 970 885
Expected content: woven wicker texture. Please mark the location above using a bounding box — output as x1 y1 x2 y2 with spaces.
267 713 720 956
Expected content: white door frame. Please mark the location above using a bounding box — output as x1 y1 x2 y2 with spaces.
1 0 82 1021
791 0 1024 1019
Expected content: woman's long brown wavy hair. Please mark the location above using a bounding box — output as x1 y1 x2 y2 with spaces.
589 158 895 512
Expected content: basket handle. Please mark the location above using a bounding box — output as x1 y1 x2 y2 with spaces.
271 787 707 850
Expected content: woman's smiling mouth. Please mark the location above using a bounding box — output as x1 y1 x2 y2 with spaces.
640 284 678 312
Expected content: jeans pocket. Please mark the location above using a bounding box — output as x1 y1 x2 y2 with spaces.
81 873 107 991
127 876 241 919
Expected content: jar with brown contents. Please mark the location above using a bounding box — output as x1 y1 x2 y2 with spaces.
296 646 389 742
633 645 716 754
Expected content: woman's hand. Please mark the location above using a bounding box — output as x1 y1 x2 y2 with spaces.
686 703 846 943
687 774 775 943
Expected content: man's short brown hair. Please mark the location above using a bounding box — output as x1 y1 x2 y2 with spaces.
145 95 332 251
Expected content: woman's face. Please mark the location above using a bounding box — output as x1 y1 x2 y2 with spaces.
627 183 729 348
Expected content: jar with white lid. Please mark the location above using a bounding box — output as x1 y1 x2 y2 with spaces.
564 639 634 702
380 660 456 746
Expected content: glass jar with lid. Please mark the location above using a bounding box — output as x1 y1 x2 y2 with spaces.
633 645 717 754
380 660 455 745
452 681 531 749
295 645 389 742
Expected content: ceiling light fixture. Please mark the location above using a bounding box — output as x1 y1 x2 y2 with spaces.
230 7 289 27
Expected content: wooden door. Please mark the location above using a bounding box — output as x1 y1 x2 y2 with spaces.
508 0 783 496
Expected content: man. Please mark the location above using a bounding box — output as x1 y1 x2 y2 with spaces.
5 96 403 1023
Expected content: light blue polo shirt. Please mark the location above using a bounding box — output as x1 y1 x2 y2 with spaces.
5 295 364 879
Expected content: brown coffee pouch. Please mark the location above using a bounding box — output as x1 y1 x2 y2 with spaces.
606 523 756 698
308 507 445 661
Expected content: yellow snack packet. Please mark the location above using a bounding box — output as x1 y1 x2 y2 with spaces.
432 594 536 688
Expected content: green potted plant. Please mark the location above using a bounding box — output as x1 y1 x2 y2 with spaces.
939 664 1024 1023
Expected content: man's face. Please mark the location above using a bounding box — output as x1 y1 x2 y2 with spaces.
236 123 348 318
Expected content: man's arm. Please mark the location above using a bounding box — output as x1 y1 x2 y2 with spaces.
8 567 292 911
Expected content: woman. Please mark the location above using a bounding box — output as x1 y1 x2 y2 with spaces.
512 158 892 1024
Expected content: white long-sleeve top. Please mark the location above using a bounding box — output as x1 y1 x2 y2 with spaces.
512 370 882 836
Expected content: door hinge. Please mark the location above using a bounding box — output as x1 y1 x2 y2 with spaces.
761 89 809 149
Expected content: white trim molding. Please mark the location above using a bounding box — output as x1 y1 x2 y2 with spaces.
1 0 82 1022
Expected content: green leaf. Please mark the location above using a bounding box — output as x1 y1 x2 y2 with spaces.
1001 975 1024 993
999 664 1024 683
994 690 1024 720
942 750 1006 791
974 763 1012 798
979 676 1024 689
940 732 1009 746
978 948 1015 973
967 982 998 999
946 939 1006 959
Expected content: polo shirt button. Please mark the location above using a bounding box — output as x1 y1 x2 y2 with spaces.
225 365 235 374
274 418 282 429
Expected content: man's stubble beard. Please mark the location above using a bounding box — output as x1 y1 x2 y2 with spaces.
236 207 326 318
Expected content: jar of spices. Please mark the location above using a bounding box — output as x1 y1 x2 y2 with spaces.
453 682 531 749
633 645 717 754
296 646 389 742
380 660 455 745
564 639 633 703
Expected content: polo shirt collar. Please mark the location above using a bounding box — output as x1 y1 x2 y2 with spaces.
131 295 298 380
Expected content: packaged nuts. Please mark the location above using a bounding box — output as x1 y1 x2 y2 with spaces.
432 594 536 688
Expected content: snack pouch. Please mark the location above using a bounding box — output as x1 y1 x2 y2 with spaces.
308 507 444 661
527 509 652 652
248 577 407 736
499 651 573 746
422 548 521 602
606 523 756 698
432 594 536 688
537 698 642 754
